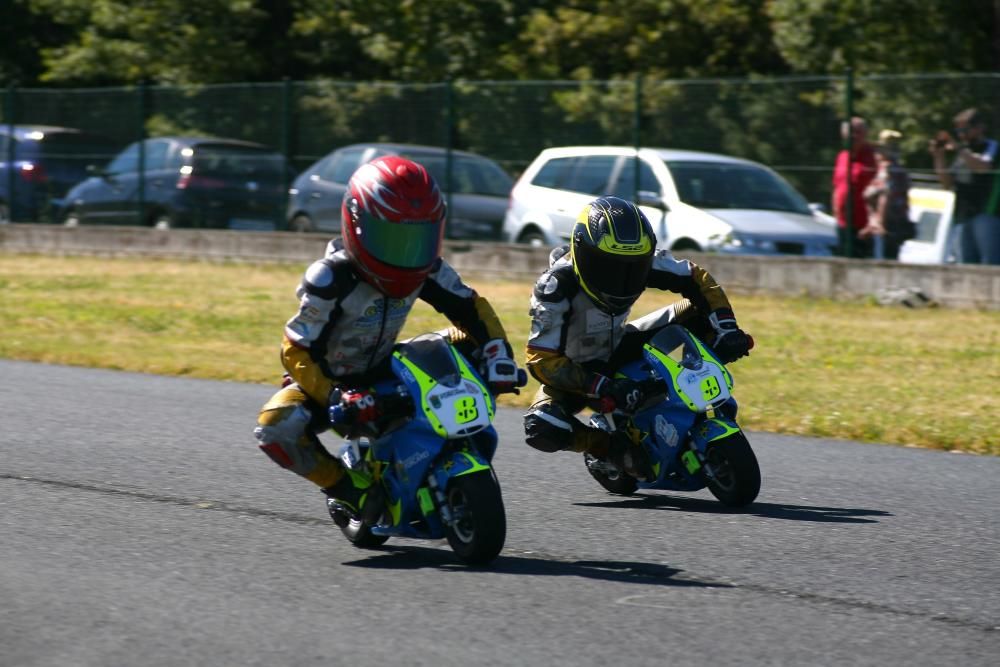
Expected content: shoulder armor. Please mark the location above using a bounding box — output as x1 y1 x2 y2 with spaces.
533 263 578 303
548 244 570 267
301 255 356 300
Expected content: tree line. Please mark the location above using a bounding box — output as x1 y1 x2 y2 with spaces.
3 0 994 87
2 0 996 201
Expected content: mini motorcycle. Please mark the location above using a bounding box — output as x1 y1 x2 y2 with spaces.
327 332 525 565
584 324 761 507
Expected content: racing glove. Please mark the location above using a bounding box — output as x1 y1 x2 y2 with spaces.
709 308 754 364
592 376 645 414
480 338 520 392
329 388 380 426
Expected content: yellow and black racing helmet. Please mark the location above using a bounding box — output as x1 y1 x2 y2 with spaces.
571 196 656 315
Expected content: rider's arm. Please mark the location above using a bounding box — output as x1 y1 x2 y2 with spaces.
525 268 605 396
281 335 334 402
280 258 351 403
644 250 734 315
419 258 509 347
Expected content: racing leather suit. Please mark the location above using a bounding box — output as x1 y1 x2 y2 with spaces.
523 246 735 455
255 239 509 489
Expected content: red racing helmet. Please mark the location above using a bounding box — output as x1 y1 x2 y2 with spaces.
340 156 447 297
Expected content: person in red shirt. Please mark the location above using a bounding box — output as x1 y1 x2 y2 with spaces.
832 116 877 257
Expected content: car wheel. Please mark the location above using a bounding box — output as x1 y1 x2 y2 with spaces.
289 214 315 233
518 229 548 247
671 239 701 252
63 208 82 227
152 213 173 230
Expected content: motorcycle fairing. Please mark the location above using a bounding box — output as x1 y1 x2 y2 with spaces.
392 334 495 438
642 326 732 413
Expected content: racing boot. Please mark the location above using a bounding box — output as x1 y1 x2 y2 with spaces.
606 430 655 482
324 469 373 520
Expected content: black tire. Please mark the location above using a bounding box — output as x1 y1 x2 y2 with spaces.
329 501 390 548
152 213 173 230
583 453 639 496
671 239 702 252
517 229 548 247
703 432 760 507
63 208 82 227
289 214 314 233
444 471 506 565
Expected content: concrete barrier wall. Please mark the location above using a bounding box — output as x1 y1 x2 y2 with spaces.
2 223 998 310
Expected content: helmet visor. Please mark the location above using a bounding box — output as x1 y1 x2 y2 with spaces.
356 211 442 269
574 242 652 310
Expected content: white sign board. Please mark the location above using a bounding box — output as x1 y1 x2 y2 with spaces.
897 188 956 264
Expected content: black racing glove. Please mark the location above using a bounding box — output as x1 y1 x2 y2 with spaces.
709 308 754 364
593 376 645 413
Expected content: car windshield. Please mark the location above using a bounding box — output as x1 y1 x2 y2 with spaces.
35 133 117 163
192 145 285 178
666 161 811 214
402 153 513 197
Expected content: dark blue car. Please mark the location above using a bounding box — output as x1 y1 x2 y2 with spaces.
55 136 291 230
0 125 119 223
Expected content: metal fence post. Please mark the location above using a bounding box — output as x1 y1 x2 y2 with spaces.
445 79 455 228
5 84 15 223
281 77 294 231
844 68 854 258
633 73 642 201
137 81 148 227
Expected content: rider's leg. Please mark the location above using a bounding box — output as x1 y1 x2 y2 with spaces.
523 386 609 453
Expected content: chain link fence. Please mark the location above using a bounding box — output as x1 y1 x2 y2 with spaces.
2 73 997 225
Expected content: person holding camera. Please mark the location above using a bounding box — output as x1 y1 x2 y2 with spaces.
929 107 1000 265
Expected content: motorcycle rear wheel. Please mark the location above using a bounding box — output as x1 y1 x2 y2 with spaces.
330 504 390 548
703 432 760 507
444 471 506 565
583 453 639 496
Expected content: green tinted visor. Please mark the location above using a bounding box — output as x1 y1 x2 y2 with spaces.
357 211 442 268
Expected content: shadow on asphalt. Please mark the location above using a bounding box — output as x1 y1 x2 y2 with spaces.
344 545 728 587
573 493 892 523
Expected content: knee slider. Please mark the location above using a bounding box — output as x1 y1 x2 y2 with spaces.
254 404 318 475
257 439 294 469
523 406 575 453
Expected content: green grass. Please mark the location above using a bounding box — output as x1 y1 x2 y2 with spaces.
2 254 998 455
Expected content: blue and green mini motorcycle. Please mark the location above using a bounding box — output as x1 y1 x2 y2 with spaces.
327 332 524 565
584 324 761 507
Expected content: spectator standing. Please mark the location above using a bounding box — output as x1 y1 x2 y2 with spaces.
929 107 1000 265
832 117 878 258
863 129 913 260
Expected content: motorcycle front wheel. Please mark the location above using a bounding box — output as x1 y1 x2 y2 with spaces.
703 431 760 507
444 471 506 565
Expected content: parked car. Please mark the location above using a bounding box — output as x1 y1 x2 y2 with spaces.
54 136 290 230
0 125 119 224
504 145 837 256
286 142 514 240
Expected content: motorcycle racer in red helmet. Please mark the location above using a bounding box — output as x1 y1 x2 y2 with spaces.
255 156 519 516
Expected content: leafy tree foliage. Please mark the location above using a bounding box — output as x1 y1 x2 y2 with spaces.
3 0 997 203
768 0 997 73
26 0 288 85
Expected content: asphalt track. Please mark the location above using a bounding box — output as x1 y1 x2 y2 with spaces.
2 359 998 667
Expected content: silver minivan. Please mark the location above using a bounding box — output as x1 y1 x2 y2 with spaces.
503 145 837 256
